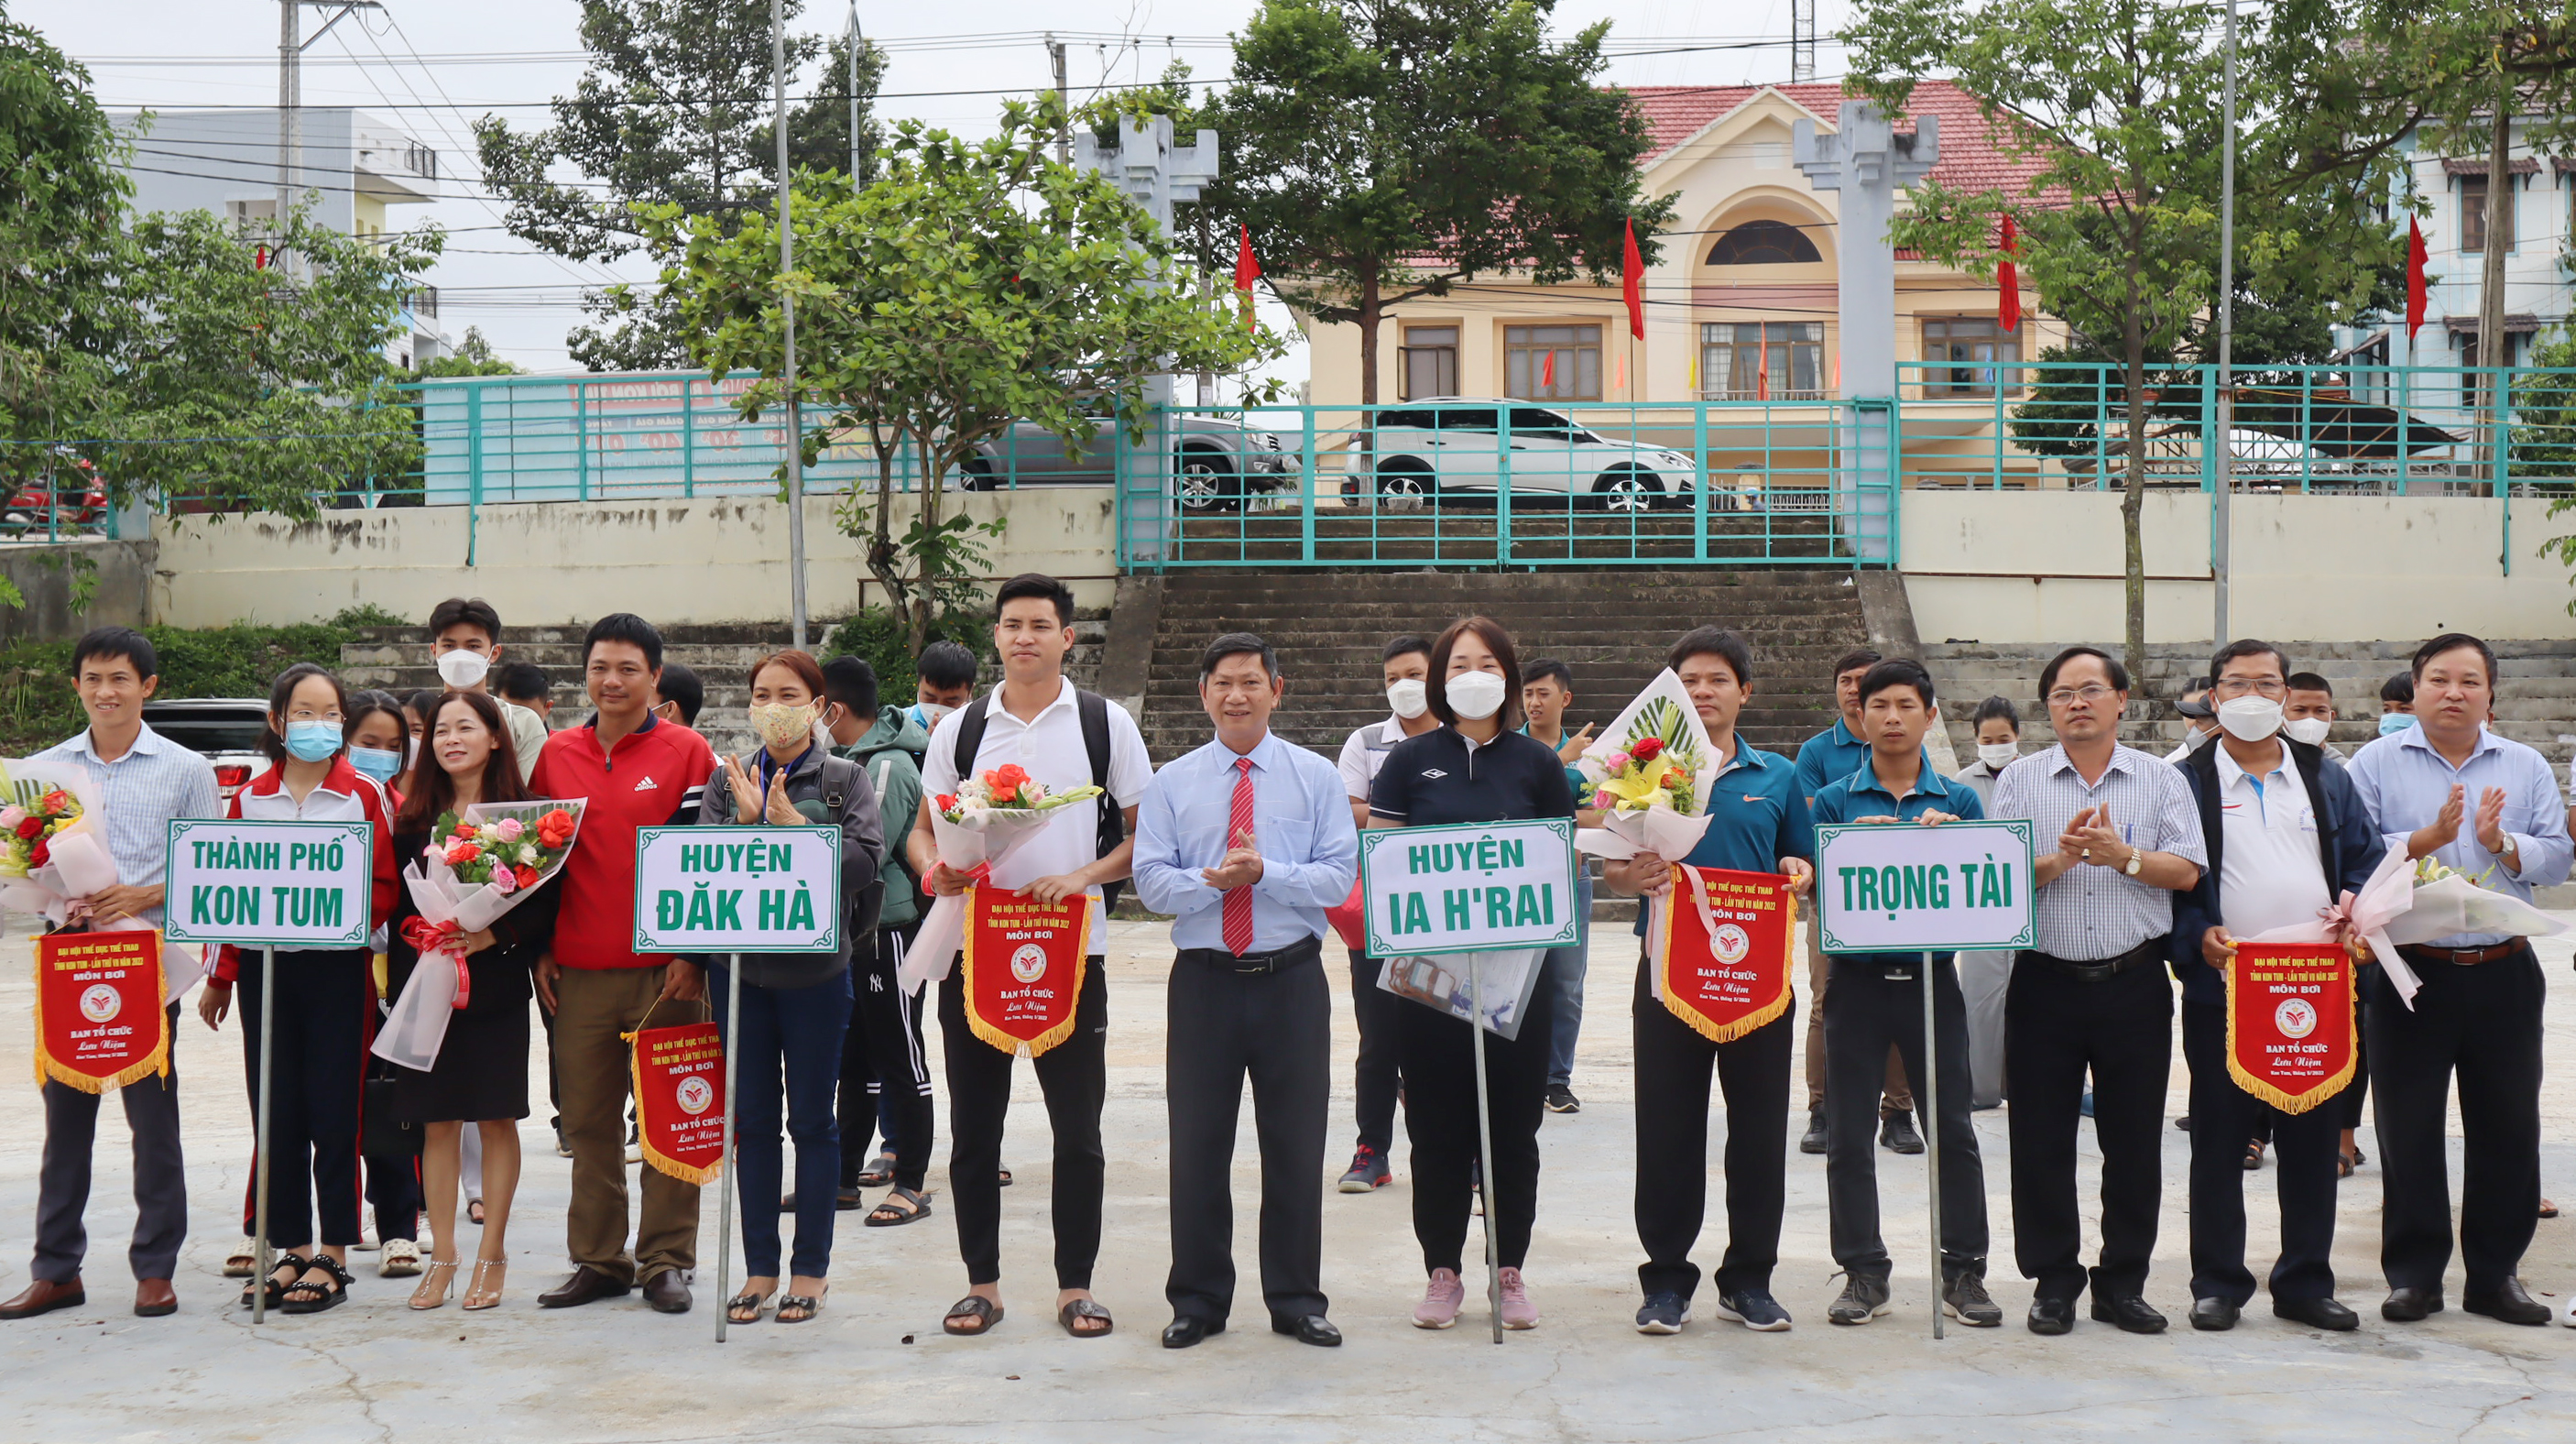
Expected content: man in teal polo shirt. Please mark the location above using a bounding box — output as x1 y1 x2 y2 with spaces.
1807 659 1996 1329
1603 628 1812 1335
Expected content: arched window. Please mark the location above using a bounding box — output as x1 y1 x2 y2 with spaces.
1706 218 1822 266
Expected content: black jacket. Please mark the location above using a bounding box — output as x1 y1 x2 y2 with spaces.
2168 737 2385 1007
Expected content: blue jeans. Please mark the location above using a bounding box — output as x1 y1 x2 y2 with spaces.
1545 876 1593 1088
712 966 854 1279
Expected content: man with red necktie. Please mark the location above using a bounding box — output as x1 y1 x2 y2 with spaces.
1132 632 1360 1351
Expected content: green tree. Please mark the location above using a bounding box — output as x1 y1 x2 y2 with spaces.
1192 0 1675 403
473 0 885 370
644 100 1281 652
420 325 524 377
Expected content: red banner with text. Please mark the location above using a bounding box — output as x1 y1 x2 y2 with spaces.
1653 865 1797 1045
2226 942 2357 1114
960 886 1092 1057
33 930 168 1092
628 1021 726 1184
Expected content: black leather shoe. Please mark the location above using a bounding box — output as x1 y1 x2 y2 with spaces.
1162 1315 1223 1349
1879 1111 1926 1155
641 1269 692 1314
2089 1294 2168 1333
2272 1295 2359 1331
2026 1296 2076 1335
537 1266 631 1309
2188 1296 2241 1331
2463 1277 2551 1326
2381 1286 2443 1322
1798 1104 1828 1154
1272 1313 1342 1346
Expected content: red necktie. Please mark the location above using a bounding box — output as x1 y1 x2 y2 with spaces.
1222 756 1255 956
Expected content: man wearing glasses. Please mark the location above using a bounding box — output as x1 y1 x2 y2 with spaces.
1991 647 2206 1336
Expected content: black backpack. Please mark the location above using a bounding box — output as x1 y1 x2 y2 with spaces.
950 688 1126 913
812 751 885 939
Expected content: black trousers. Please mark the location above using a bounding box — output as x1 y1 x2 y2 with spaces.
1632 955 1792 1299
34 1003 186 1284
843 923 934 1193
2006 953 2172 1301
237 949 373 1251
1823 957 1987 1278
2363 948 2544 1293
2180 1001 2339 1304
939 957 1108 1289
1166 952 1331 1323
1394 953 1555 1275
1348 950 1404 1156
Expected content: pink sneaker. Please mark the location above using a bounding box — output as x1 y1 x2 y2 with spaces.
1414 1268 1465 1329
1499 1266 1538 1329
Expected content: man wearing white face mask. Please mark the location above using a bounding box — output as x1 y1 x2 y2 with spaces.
427 598 550 784
2283 673 2344 764
1332 634 1439 1192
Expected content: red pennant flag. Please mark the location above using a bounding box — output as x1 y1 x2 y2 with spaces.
1621 218 1645 339
2407 218 2429 341
1997 213 2022 333
1233 224 1261 332
1542 348 1556 389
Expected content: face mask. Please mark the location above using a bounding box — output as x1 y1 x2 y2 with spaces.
284 720 342 762
2282 717 2332 747
749 701 818 750
349 746 402 783
1386 678 1429 719
405 738 420 767
435 649 491 689
1976 741 2017 771
917 702 955 728
2216 695 2283 743
2379 712 2417 737
1445 671 1507 722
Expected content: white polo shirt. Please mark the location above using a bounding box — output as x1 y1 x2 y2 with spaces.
1336 717 1409 802
920 676 1152 935
2213 743 2331 938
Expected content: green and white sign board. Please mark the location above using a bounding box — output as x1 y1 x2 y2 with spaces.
163 818 377 948
1360 818 1581 958
1815 818 2036 954
633 826 843 954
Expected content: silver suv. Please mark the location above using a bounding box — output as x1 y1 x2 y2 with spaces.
1343 399 1698 509
961 415 1300 512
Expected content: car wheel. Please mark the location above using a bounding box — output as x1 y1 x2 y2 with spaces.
958 459 996 492
1591 468 1664 513
1376 459 1435 511
1177 451 1241 513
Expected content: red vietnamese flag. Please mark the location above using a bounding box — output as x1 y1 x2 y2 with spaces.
1621 217 1645 339
1542 348 1556 389
1997 213 2022 333
1233 224 1261 331
2407 218 2429 341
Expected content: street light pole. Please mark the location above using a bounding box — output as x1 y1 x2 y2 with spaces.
2214 0 2238 646
774 0 808 651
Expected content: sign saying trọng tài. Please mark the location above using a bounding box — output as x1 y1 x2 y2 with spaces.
1813 818 2036 955
162 819 377 948
1360 818 1582 958
632 826 844 954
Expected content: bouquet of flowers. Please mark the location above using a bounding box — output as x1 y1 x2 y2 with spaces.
901 765 1107 988
375 799 586 1072
0 785 82 879
0 757 201 1002
1573 670 1719 861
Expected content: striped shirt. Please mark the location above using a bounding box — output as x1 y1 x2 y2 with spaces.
1991 741 2207 960
28 721 222 927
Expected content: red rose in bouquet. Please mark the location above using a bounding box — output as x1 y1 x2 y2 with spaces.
28 838 49 870
985 764 1032 804
38 790 67 814
934 794 960 813
515 865 539 889
1632 737 1665 762
446 842 481 867
14 816 40 840
453 821 477 840
536 808 576 850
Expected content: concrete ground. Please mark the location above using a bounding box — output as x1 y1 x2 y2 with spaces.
2 918 2572 1442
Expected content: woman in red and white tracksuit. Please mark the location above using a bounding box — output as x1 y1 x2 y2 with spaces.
197 662 398 1316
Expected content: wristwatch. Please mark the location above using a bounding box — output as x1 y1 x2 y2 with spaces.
2123 847 2145 877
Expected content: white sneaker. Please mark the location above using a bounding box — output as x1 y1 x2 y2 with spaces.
380 1237 422 1278
223 1236 257 1278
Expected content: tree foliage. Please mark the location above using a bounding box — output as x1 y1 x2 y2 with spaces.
420 325 525 377
1191 0 1675 403
474 0 885 371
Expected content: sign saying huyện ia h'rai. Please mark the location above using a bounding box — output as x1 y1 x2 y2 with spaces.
632 826 843 955
1814 818 2036 955
1360 818 1582 959
162 819 375 948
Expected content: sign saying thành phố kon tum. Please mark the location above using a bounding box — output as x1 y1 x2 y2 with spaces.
1360 818 1582 958
633 826 843 954
1814 818 2036 954
163 818 377 948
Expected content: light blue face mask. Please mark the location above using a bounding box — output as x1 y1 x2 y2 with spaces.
284 719 343 762
2378 712 2417 737
349 746 402 782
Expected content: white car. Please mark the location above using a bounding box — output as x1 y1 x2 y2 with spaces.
1343 399 1698 509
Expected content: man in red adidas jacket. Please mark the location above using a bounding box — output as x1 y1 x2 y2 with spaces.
529 614 716 1315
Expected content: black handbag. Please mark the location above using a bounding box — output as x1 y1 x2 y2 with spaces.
363 1064 423 1157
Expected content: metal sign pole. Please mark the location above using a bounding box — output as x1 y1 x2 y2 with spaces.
1921 952 1944 1340
715 953 743 1342
252 945 276 1325
1466 953 1503 1344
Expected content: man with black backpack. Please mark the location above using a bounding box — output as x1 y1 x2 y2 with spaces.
909 574 1151 1340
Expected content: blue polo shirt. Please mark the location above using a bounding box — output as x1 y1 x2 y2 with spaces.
1632 738 1810 936
1792 719 1872 803
1808 754 1986 963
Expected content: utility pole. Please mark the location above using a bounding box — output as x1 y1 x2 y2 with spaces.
1791 0 1817 83
1048 35 1070 162
846 3 863 180
774 0 808 649
2214 0 2237 644
275 1 379 278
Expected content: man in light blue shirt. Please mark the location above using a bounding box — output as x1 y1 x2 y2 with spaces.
2346 632 2571 1327
1133 632 1358 1351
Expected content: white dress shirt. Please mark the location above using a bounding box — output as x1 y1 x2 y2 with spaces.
2349 724 2573 947
920 676 1152 937
1131 730 1359 953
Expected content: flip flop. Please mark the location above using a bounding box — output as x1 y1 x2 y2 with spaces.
726 1290 771 1324
944 1295 1003 1336
1058 1297 1113 1338
865 1187 933 1228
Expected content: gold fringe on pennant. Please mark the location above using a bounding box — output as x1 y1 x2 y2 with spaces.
960 890 1093 1059
1655 864 1795 1045
622 1028 723 1187
31 953 169 1093
2224 957 2358 1116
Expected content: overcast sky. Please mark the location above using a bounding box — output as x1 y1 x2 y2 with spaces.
23 0 1859 377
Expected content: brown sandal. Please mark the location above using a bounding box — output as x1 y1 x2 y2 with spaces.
943 1295 1003 1336
1058 1296 1113 1338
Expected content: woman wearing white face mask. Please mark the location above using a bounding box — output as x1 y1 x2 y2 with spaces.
1953 696 2021 1110
695 650 886 1326
1365 618 1578 1332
